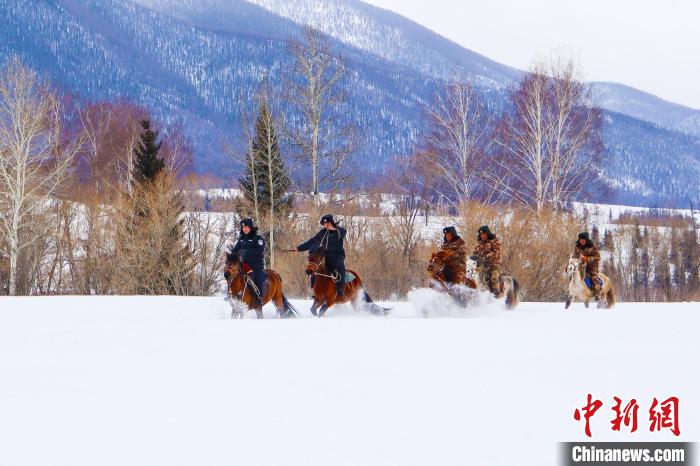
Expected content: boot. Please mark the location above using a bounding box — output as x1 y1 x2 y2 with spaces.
251 292 262 309
336 282 345 298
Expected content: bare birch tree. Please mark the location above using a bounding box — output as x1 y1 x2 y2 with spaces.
286 26 356 195
489 56 604 213
424 79 491 205
0 56 81 295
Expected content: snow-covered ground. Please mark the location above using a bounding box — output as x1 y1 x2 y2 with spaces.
1 294 698 466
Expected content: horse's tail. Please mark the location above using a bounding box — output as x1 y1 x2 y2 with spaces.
505 276 523 310
362 290 391 316
605 282 616 309
281 294 301 318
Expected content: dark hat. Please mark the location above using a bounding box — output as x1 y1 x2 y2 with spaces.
477 225 494 240
443 226 458 237
240 218 258 235
320 214 337 226
578 231 590 241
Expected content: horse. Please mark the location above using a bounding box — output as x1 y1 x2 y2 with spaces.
565 256 616 309
427 252 477 305
224 253 299 319
465 255 523 310
305 247 390 317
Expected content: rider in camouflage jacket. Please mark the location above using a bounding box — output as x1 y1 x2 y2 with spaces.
438 226 468 285
574 231 601 300
473 225 502 296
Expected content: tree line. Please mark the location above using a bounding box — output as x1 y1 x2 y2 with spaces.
1 26 697 301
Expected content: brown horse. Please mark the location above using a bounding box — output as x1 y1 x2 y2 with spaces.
427 251 477 290
427 252 477 307
224 253 299 319
305 247 390 317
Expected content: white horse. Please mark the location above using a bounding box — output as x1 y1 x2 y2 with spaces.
466 255 523 310
565 256 616 309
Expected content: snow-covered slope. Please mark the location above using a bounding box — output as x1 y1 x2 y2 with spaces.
592 81 700 138
0 295 697 466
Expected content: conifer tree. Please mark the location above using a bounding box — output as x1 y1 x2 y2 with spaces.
239 97 290 267
133 120 165 183
114 119 194 294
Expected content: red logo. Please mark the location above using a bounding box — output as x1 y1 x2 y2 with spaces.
574 395 680 438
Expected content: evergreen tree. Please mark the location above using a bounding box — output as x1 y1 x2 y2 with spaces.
114 121 194 295
603 229 614 252
133 120 165 183
591 225 600 247
239 97 290 267
241 101 290 213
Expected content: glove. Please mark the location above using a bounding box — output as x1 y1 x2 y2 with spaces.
582 256 589 263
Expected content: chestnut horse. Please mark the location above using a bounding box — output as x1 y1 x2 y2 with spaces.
426 251 478 306
224 253 299 319
427 251 477 291
305 247 390 317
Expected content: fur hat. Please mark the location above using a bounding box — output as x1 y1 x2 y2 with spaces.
442 226 458 238
240 218 258 234
320 214 338 226
477 225 494 239
578 231 590 241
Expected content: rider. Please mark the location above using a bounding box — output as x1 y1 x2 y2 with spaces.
296 214 347 298
473 225 502 297
574 231 601 301
228 218 266 307
439 226 468 285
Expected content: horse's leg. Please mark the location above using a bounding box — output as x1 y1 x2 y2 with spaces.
584 299 590 309
597 287 607 309
318 303 330 317
310 298 319 317
565 296 572 309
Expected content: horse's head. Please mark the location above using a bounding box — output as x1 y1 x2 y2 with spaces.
466 255 482 280
305 247 326 276
427 252 445 277
224 252 243 281
566 255 580 280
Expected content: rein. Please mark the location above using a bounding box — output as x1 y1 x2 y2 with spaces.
306 256 341 282
225 263 259 299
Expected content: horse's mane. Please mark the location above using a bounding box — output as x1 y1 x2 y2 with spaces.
226 251 242 267
468 255 484 266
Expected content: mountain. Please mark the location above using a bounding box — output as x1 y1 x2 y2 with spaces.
591 81 700 139
1 0 699 207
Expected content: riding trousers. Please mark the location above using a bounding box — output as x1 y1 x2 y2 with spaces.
246 264 267 298
486 266 501 295
325 254 346 294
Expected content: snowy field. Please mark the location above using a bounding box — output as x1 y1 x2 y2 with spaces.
1 293 698 466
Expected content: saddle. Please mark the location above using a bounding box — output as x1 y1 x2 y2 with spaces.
330 270 355 283
584 275 603 290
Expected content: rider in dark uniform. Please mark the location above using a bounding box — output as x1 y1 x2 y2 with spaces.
228 218 266 306
296 214 347 297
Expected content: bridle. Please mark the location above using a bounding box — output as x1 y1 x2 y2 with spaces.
306 252 341 282
427 256 445 278
566 259 584 281
225 261 258 299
